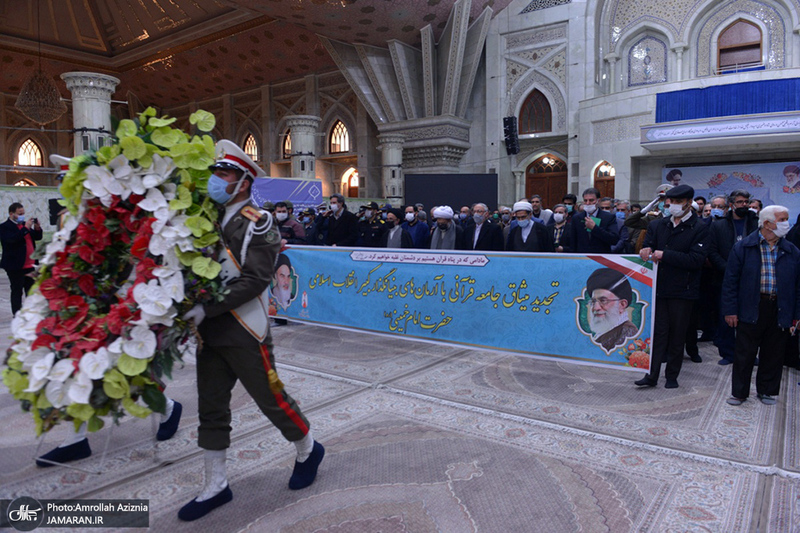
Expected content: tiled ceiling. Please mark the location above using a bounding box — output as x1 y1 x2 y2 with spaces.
0 0 513 109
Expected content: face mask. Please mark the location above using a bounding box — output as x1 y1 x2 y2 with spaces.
405 213 415 222
381 212 388 220
207 175 235 204
615 211 626 220
492 214 499 220
711 208 724 218
734 206 750 218
773 221 791 238
437 222 450 231
364 210 373 219
330 203 340 213
385 220 395 229
565 204 573 213
276 212 288 222
553 213 565 224
669 203 686 217
657 201 668 214
458 213 467 220
502 214 510 223
473 213 484 224
15 215 25 224
517 218 530 228
583 204 597 215
300 217 309 224
749 207 759 214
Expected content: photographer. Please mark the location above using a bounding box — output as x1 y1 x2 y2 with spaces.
0 202 42 314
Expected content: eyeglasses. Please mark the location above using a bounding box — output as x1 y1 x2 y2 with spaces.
589 297 621 307
732 199 749 206
514 215 530 220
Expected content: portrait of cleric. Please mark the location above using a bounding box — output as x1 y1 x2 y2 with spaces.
580 267 642 352
270 253 298 311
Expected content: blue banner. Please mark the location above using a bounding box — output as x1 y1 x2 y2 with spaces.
250 177 323 212
271 247 655 371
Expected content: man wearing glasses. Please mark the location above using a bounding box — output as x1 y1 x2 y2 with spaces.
586 268 639 351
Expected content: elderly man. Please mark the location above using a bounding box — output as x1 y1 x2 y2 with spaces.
465 202 504 251
429 206 466 249
723 205 800 406
506 201 554 252
709 195 728 219
635 184 709 389
586 268 639 351
550 203 572 252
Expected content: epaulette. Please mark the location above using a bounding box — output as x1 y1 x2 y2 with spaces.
241 205 265 223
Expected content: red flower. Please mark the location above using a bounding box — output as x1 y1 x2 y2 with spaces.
135 257 158 282
61 295 90 333
77 274 97 297
78 245 105 266
107 303 136 335
31 334 56 351
85 207 106 226
131 233 151 259
39 277 69 307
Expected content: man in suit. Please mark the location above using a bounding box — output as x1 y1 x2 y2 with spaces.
567 188 619 253
465 202 504 251
0 202 42 314
317 193 358 246
178 140 323 521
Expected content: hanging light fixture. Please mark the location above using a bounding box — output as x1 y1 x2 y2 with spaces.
15 0 66 125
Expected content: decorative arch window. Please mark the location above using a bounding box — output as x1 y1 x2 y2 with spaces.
14 178 37 187
518 90 552 134
243 134 259 162
283 129 292 159
17 139 43 166
329 120 350 153
628 35 668 87
595 160 616 179
341 167 359 197
718 20 762 73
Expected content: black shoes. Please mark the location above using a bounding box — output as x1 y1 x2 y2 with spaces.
289 441 325 490
634 376 657 387
157 401 183 441
36 438 92 467
665 379 679 389
178 486 233 521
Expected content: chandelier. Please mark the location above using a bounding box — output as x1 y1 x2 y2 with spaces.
14 0 66 125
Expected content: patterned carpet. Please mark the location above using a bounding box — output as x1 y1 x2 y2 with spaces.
2 276 800 531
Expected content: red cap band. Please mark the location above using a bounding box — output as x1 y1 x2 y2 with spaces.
221 155 258 177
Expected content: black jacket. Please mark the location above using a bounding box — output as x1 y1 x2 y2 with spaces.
464 221 504 251
357 217 387 248
507 222 555 252
379 226 414 248
319 209 359 246
642 213 709 300
550 222 573 252
0 218 42 270
707 211 759 282
568 210 619 253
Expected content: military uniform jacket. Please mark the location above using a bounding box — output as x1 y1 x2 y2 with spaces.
199 203 281 347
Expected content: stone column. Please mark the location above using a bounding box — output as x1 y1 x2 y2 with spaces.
604 53 619 93
60 72 119 156
671 44 687 81
377 133 405 205
512 170 525 200
284 115 320 179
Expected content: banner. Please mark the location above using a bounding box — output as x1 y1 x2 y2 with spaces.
271 247 655 371
250 177 323 212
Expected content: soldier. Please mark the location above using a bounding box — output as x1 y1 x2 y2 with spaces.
179 140 323 521
357 201 387 247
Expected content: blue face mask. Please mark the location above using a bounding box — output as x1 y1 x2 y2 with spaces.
565 205 573 213
207 174 234 204
658 201 667 214
15 215 25 224
616 211 626 220
517 218 530 228
711 208 725 218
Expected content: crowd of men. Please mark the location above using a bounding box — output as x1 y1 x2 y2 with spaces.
257 184 800 405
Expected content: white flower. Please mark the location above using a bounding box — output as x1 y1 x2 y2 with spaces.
106 338 122 367
161 182 177 201
68 372 93 404
159 270 185 303
176 237 195 252
48 358 75 382
24 374 47 393
30 352 55 382
135 308 176 327
141 154 176 189
79 348 110 380
122 325 157 360
18 346 47 366
133 279 171 316
84 164 125 199
45 379 69 408
137 187 167 212
148 233 173 257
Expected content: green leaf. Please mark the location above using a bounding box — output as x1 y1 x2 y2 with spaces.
116 119 138 138
149 116 177 127
96 145 121 164
151 126 183 148
189 109 216 132
35 394 52 409
176 250 201 267
192 256 222 279
87 415 105 432
185 216 214 237
2 369 28 395
142 385 167 414
6 353 21 371
169 185 193 210
131 375 154 388
194 232 220 248
66 403 96 422
120 136 147 160
118 353 149 376
122 397 152 418
201 196 218 219
139 107 157 121
102 369 130 399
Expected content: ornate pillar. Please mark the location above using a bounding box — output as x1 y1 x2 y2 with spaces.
60 72 119 156
672 44 687 81
604 53 619 93
377 133 405 205
284 115 320 179
512 170 525 200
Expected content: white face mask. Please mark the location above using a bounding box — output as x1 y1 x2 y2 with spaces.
583 204 597 215
330 203 340 213
275 212 288 222
553 213 565 224
773 220 791 238
669 203 686 217
364 210 373 218
405 213 415 222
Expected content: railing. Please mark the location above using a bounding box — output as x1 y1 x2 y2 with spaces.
715 61 764 75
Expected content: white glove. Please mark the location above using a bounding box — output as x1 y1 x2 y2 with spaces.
184 305 206 326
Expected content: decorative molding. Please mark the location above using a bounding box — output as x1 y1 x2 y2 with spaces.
456 7 492 118
356 45 398 122
541 48 567 86
377 133 406 149
505 24 567 50
593 113 652 144
440 0 469 117
284 115 321 134
421 26 436 118
507 70 567 131
521 0 571 14
627 36 668 87
271 81 305 98
60 72 120 99
403 145 470 170
514 45 560 64
388 41 418 121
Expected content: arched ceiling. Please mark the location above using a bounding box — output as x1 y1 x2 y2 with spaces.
0 0 514 109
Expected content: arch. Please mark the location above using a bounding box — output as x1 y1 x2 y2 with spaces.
717 18 763 72
341 167 359 198
14 178 38 187
518 89 552 134
282 128 292 160
592 160 616 199
17 138 43 167
242 132 260 162
320 103 357 154
328 119 350 154
524 153 568 208
508 69 567 133
626 33 669 87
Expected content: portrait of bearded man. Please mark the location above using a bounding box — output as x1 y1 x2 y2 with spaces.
586 268 640 351
272 253 296 310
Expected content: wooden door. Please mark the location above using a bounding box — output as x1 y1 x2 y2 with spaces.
525 154 567 208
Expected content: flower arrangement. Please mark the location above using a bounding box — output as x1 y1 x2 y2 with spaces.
731 172 764 188
620 338 650 370
707 173 728 188
3 107 226 435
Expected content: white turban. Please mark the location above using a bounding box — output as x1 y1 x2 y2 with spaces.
513 201 532 213
432 205 454 219
691 201 699 211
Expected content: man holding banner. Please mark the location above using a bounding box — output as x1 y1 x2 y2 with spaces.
635 184 709 389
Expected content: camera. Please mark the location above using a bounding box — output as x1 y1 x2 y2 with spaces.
32 218 39 225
